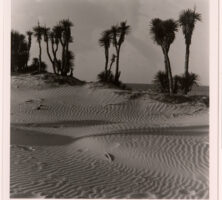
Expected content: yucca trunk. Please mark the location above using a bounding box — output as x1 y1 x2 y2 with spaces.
115 48 120 83
163 49 173 95
104 48 109 79
61 45 66 75
184 44 190 94
38 40 42 72
46 40 56 73
109 58 114 72
51 42 58 74
162 48 168 75
64 42 69 75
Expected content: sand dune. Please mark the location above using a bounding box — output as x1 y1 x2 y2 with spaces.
10 74 209 199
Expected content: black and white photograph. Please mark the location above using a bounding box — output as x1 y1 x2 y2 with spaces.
1 0 221 199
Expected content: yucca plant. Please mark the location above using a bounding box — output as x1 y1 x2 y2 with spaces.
177 72 199 94
110 21 131 83
153 71 169 93
97 70 114 83
179 8 201 94
150 18 178 95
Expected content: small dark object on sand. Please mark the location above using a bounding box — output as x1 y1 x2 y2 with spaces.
105 152 114 162
36 104 46 110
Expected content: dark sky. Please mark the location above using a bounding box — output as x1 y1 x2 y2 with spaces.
12 0 209 85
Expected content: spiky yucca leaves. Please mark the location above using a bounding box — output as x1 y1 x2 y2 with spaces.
179 9 201 46
53 25 63 46
59 19 73 44
118 21 131 46
179 8 201 94
177 72 199 94
29 57 47 73
97 70 114 83
150 18 178 95
153 71 169 93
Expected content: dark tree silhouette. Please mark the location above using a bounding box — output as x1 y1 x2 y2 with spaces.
11 31 29 72
153 71 169 93
29 57 47 72
26 31 33 68
59 19 74 76
179 8 201 94
33 22 44 72
177 72 199 94
150 18 178 95
99 29 112 80
110 21 131 83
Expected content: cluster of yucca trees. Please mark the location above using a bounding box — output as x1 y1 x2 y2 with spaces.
150 8 201 95
31 19 74 76
98 21 131 85
11 19 75 76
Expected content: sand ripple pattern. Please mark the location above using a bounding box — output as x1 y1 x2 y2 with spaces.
11 83 209 198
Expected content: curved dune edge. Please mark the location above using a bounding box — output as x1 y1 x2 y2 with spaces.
10 77 209 199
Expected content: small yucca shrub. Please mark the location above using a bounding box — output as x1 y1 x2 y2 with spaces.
153 71 169 93
29 58 47 73
97 70 114 83
177 73 199 94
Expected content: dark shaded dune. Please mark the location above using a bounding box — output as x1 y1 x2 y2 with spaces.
68 125 209 142
11 120 116 128
11 127 74 146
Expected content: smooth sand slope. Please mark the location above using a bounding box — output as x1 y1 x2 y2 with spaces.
10 74 209 199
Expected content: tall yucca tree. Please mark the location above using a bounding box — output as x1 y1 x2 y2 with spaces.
110 21 131 83
59 19 74 75
150 18 178 95
26 31 32 68
179 8 201 94
99 30 112 80
33 22 44 72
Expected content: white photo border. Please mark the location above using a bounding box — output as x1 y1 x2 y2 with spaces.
1 0 221 199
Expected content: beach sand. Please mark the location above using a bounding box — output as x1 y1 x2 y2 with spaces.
10 74 209 199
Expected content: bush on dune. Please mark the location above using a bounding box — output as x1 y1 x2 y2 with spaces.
97 70 114 83
176 72 199 94
153 71 169 93
153 71 199 95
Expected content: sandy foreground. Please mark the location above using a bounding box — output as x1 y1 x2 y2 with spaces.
10 75 209 199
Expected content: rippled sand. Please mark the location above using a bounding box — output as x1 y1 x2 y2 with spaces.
10 75 209 199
